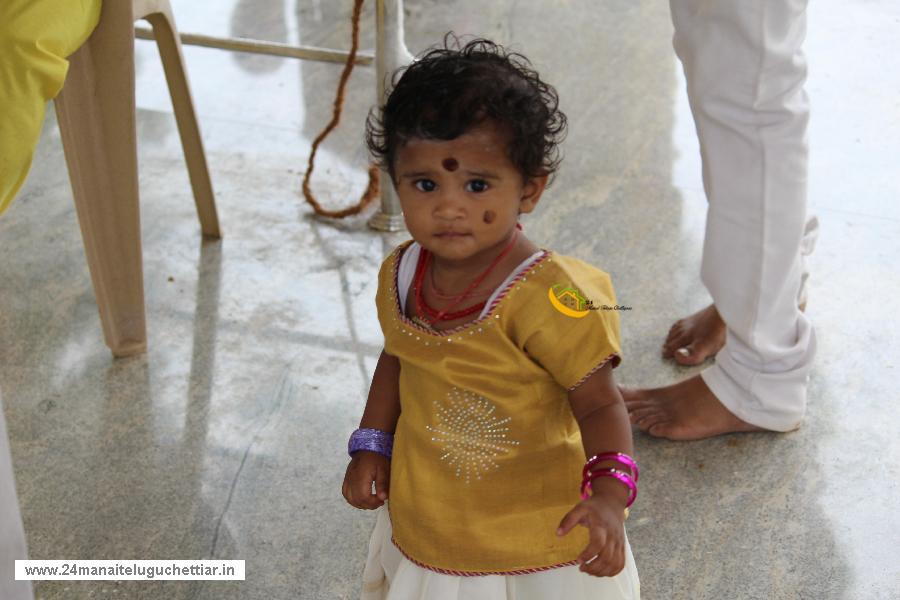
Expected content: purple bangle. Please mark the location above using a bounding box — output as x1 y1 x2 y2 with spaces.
581 468 638 507
583 452 639 482
348 428 394 458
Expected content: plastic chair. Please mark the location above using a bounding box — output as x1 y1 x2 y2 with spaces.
54 0 220 357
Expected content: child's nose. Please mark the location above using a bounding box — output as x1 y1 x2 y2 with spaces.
433 191 465 220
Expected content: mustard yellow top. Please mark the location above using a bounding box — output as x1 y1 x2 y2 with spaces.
376 240 623 575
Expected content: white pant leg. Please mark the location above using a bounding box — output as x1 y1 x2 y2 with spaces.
0 391 34 600
670 0 817 431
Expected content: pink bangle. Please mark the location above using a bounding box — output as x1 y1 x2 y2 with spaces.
583 452 639 482
580 468 638 507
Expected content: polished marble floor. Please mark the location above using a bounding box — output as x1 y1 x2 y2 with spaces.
1 1 898 599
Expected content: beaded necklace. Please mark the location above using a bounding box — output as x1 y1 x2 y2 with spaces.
412 225 522 329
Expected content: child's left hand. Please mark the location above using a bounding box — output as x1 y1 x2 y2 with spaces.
556 493 627 577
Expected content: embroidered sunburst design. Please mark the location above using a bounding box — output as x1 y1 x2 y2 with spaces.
426 387 521 483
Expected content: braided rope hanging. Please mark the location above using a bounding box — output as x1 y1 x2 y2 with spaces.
301 0 380 218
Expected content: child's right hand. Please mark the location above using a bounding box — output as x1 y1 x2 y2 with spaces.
342 451 391 509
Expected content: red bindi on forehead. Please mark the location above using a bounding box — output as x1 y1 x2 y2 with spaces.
442 157 459 172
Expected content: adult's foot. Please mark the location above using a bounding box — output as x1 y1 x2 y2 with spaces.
621 375 766 441
661 304 725 366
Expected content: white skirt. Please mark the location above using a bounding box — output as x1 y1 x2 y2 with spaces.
359 506 640 600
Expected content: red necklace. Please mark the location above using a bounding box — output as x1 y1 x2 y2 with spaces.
413 225 521 328
427 265 494 299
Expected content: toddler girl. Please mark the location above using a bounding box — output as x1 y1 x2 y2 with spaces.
342 37 640 600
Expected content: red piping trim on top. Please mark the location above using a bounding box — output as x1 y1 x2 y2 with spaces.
389 534 579 577
482 252 543 315
567 353 621 391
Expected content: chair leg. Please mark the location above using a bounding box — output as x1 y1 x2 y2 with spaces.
138 0 221 239
54 14 147 358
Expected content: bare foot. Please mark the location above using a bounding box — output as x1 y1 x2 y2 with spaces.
621 375 766 441
661 304 725 366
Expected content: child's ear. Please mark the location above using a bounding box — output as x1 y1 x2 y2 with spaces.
519 174 549 214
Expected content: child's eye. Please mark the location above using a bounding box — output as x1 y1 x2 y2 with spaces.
465 180 489 193
414 179 437 192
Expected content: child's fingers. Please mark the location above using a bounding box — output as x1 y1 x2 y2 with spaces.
581 539 625 578
576 529 607 566
606 541 626 576
581 555 617 578
343 457 388 509
354 465 374 497
341 468 357 506
556 505 587 537
356 477 382 509
374 463 390 501
343 462 375 509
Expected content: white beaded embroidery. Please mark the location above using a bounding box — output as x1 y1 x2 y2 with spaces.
426 387 521 483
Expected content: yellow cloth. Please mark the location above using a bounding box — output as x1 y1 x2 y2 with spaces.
0 0 102 214
376 240 622 575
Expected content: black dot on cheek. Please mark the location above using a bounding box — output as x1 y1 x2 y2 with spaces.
442 158 459 172
483 210 496 224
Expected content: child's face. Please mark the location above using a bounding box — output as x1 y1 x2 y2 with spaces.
393 122 547 263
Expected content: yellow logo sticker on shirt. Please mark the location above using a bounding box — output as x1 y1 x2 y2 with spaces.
548 284 590 318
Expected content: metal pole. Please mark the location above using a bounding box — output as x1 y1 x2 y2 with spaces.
367 0 412 232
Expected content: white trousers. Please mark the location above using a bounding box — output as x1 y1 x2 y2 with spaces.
670 0 818 431
0 391 33 600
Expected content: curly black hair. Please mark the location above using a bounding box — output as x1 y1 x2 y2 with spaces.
366 35 567 183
